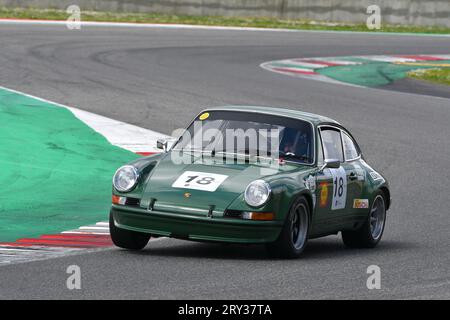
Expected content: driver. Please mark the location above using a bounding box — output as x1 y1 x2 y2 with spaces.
279 128 310 161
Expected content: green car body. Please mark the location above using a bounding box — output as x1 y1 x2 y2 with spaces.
110 106 391 257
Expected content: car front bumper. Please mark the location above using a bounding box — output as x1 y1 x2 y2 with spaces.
111 205 283 244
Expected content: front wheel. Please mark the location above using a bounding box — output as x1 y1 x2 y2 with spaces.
109 212 151 250
266 196 310 259
342 192 386 248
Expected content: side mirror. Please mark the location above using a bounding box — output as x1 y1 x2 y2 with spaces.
320 159 341 171
325 159 341 169
156 139 168 152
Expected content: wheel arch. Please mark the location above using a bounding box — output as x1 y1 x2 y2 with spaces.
292 190 314 221
378 186 391 211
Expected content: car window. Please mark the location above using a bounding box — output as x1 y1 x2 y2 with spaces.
342 132 359 161
174 111 314 164
320 128 344 162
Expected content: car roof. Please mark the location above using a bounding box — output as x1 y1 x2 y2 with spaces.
204 106 340 126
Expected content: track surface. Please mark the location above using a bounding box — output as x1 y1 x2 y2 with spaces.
0 24 450 299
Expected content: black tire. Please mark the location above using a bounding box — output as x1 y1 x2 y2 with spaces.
266 196 310 259
342 191 386 248
109 212 151 250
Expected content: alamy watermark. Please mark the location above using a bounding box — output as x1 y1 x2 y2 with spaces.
366 5 381 30
66 5 81 30
168 121 282 174
366 265 381 290
66 265 81 290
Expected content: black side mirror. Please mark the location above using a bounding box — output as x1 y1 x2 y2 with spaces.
156 139 168 152
325 159 341 169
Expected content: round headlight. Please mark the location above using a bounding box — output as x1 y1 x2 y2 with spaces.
244 180 271 207
113 165 139 192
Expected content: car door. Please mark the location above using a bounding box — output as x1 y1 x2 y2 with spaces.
314 127 347 233
341 130 366 218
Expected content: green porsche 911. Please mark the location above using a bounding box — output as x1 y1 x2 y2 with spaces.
109 106 391 258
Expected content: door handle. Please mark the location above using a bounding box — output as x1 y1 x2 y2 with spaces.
349 172 358 180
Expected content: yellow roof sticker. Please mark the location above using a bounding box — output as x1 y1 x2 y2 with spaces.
199 112 210 120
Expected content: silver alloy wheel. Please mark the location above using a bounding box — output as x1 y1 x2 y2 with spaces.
369 195 386 240
291 203 308 250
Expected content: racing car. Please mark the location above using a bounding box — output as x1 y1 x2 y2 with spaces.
109 106 390 258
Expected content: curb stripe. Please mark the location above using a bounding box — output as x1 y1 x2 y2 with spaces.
294 59 346 67
40 234 112 241
272 67 317 75
396 55 446 61
281 60 329 69
262 54 450 88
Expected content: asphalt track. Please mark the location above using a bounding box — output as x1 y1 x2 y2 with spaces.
1 24 450 299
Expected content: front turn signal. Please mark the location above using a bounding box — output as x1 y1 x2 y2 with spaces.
112 195 126 205
242 212 275 221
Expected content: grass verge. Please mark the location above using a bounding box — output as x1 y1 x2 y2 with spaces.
408 68 450 86
1 7 450 34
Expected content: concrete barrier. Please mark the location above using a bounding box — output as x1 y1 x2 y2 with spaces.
0 0 449 27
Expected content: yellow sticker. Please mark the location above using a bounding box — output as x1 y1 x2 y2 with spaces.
199 112 210 120
319 182 328 208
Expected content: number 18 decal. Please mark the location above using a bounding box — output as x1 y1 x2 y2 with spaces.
330 167 347 210
172 171 228 192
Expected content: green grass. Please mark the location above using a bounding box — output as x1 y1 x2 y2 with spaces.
408 68 450 86
1 7 450 34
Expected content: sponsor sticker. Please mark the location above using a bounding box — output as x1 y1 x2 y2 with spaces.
370 171 382 180
199 112 210 121
172 171 228 192
319 182 328 208
353 199 369 209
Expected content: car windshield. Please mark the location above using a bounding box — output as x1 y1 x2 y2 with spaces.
173 110 314 164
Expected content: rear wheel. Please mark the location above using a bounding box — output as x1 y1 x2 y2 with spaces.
342 192 386 248
109 212 151 250
266 196 310 259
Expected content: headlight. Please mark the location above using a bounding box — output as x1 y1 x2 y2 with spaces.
244 180 271 207
113 165 139 192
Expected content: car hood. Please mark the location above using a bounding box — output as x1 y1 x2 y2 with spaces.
139 153 302 214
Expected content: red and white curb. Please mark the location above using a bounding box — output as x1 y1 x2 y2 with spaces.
260 54 450 87
261 56 362 86
0 222 111 265
0 86 170 265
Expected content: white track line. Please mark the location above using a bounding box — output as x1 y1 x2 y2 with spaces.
0 19 449 37
360 55 416 62
79 226 109 230
95 222 109 227
67 107 169 153
282 60 329 69
0 85 169 153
